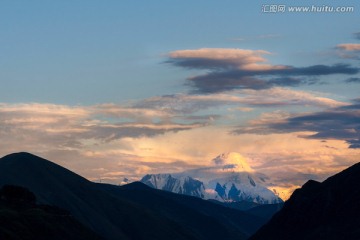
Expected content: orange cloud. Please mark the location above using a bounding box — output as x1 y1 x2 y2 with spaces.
168 48 287 71
113 126 359 200
0 95 358 198
337 43 360 51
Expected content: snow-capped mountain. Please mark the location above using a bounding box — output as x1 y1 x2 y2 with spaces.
141 174 205 198
141 152 283 204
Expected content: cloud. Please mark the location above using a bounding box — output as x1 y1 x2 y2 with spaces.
0 93 356 196
239 88 348 108
133 88 348 114
92 103 172 120
0 88 345 155
234 107 253 112
81 122 205 142
1 102 358 200
339 98 360 110
337 43 360 51
233 100 360 148
168 48 287 71
118 125 359 200
336 42 360 60
167 48 359 93
133 93 240 114
0 102 214 182
345 77 360 83
0 103 207 152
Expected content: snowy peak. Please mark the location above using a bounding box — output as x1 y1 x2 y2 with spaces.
212 152 254 173
140 153 283 205
141 174 173 190
141 174 205 198
209 178 281 204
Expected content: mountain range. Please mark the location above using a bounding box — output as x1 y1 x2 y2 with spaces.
141 152 283 205
0 152 271 240
2 152 359 240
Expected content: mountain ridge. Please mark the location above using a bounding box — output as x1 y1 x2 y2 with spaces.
140 152 283 204
250 161 360 240
0 152 270 240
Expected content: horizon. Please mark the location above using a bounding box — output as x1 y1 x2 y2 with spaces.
1 1 360 200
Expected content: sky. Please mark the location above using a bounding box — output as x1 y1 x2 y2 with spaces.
1 0 360 199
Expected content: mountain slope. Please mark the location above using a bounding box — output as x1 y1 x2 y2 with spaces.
245 203 284 221
250 162 360 240
0 153 202 239
0 152 268 240
101 181 266 238
0 152 130 239
0 185 101 240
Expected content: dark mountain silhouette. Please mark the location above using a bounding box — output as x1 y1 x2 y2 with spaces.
246 203 283 221
101 181 265 238
0 152 271 240
0 185 101 240
208 199 261 211
250 162 360 240
0 152 130 239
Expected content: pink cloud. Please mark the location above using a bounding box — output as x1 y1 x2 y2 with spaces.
337 43 360 51
168 48 287 71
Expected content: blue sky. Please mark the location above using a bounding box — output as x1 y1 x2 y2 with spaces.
1 0 360 199
1 0 359 104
